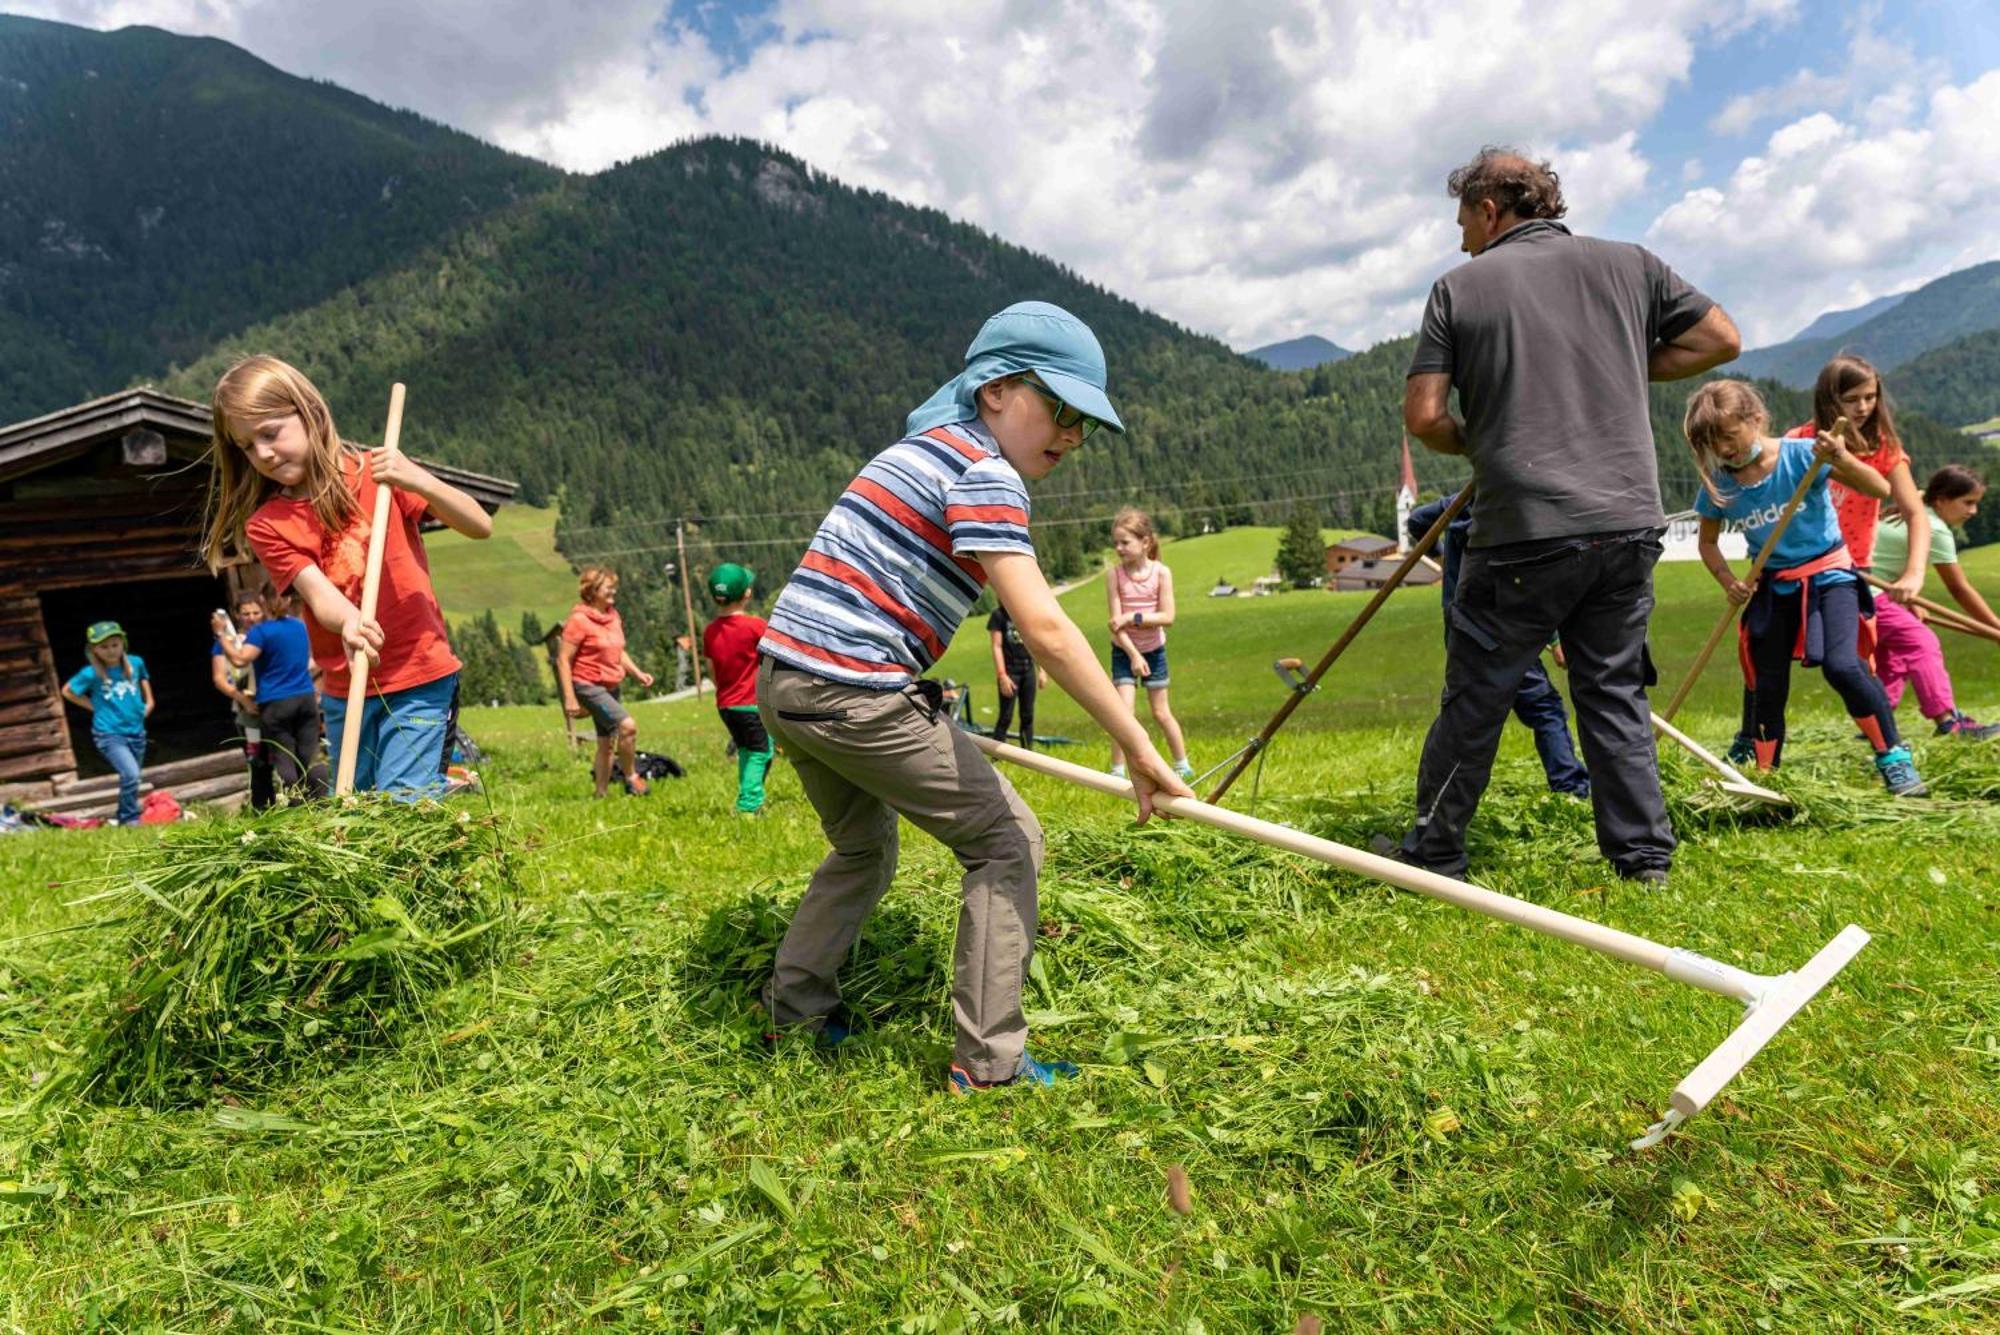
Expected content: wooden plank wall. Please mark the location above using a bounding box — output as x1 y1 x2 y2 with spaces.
0 592 72 782
0 484 209 592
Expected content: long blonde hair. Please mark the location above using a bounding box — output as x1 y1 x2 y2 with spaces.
88 636 134 681
201 355 357 571
1682 380 1769 508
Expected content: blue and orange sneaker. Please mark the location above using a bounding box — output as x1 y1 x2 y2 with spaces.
948 1051 1079 1094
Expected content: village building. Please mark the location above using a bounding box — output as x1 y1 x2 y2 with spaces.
0 388 514 816
1322 533 1398 577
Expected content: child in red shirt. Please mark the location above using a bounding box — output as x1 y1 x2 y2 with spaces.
701 563 773 815
200 355 492 796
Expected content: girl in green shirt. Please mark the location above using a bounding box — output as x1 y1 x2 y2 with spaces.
1872 466 2000 738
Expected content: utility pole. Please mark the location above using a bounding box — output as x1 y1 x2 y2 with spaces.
676 518 705 698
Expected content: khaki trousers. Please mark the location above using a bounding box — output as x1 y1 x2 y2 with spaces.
757 658 1043 1081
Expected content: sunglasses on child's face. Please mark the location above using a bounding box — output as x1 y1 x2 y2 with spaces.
1020 377 1101 439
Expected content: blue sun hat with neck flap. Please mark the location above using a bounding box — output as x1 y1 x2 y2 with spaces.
906 301 1126 438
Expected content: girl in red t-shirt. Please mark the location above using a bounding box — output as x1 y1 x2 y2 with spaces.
200 355 492 795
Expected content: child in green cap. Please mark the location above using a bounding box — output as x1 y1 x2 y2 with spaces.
60 622 155 825
702 562 774 815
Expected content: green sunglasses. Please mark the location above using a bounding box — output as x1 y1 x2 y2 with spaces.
1019 377 1102 439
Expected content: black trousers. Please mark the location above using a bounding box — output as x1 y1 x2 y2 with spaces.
1748 579 1897 763
259 692 329 798
235 710 276 812
1403 528 1674 878
991 664 1037 749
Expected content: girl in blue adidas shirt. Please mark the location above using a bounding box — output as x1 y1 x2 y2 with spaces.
61 620 156 825
1685 380 1924 796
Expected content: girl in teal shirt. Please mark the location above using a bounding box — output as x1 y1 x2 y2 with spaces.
61 621 155 825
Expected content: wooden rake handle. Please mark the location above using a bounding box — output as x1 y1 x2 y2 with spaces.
1658 422 1845 723
1206 482 1473 804
1857 571 2000 644
333 382 408 796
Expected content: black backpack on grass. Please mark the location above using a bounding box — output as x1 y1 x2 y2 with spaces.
612 751 685 782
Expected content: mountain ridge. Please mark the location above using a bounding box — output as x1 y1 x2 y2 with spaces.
1735 261 2000 387
1247 334 1353 371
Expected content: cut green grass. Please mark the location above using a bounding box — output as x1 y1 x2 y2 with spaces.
2 546 1999 1327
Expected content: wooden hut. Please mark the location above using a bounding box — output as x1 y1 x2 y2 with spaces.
0 388 514 816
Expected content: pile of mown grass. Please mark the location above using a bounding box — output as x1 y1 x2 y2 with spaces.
49 798 513 1105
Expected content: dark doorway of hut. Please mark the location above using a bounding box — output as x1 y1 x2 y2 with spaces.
41 575 237 778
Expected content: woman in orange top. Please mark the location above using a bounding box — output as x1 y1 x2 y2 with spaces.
556 566 655 797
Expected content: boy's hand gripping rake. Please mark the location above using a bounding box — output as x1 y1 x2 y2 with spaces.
333 382 407 797
969 733 1866 1148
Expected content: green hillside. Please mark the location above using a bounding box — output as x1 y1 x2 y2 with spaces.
1892 327 2000 429
425 503 577 633
1735 260 2000 387
148 133 1461 663
0 16 561 420
9 542 2000 1326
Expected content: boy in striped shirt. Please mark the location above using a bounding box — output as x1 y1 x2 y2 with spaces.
758 301 1192 1092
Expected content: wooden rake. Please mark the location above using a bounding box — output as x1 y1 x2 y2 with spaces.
333 383 407 797
1206 483 1472 803
1858 572 2000 645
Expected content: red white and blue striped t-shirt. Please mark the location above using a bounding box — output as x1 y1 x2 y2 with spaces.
759 419 1034 688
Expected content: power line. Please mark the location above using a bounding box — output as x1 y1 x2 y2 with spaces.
564 483 1408 563
549 456 1431 540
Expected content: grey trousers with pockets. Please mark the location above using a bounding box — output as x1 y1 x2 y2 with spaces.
757 657 1044 1082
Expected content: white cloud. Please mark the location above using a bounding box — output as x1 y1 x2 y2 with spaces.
1648 69 2000 344
12 0 1887 351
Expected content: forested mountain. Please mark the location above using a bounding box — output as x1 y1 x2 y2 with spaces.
154 136 1459 654
6 19 1992 661
1891 328 2000 429
0 15 560 419
1735 261 2000 387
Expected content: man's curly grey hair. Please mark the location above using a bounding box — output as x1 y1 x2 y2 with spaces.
1446 147 1566 221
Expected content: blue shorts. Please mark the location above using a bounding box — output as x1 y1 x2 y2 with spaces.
321 672 459 799
1110 644 1169 687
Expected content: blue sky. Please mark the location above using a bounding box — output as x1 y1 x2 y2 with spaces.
19 1 2000 350
1620 1 2000 329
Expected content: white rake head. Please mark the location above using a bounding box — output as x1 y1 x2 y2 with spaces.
1633 924 1871 1148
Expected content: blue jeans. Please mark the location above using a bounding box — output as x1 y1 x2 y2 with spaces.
1514 663 1591 795
94 732 147 825
320 673 459 799
1109 643 1170 687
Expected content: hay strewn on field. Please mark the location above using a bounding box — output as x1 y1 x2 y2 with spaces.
52 799 513 1106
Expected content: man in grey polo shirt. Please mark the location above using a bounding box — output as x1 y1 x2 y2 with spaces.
1387 147 1740 886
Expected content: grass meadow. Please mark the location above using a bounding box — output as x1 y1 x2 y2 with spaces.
3 533 1998 1330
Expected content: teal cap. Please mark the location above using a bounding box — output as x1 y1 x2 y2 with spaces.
86 620 126 645
906 301 1125 437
